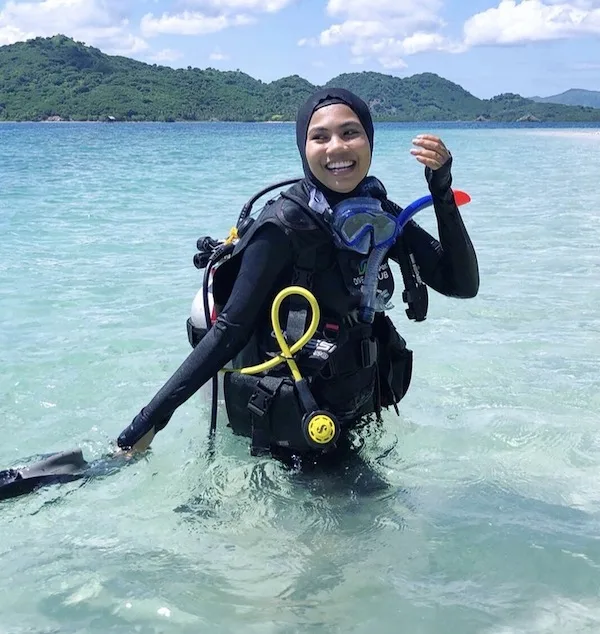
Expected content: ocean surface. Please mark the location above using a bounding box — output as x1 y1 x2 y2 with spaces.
1 121 600 634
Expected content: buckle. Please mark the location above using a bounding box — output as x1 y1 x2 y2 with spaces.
360 338 378 368
247 383 276 417
291 267 313 289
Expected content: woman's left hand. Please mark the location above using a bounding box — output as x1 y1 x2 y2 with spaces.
410 134 451 170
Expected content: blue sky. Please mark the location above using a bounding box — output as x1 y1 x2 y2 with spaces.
1 0 599 98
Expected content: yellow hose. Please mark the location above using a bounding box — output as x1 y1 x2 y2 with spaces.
222 286 319 380
221 284 339 449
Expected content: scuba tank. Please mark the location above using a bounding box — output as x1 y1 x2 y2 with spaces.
189 266 229 405
186 179 303 434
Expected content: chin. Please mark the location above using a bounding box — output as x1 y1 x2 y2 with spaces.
322 176 359 193
332 181 360 193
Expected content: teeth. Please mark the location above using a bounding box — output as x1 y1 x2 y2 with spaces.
326 160 354 170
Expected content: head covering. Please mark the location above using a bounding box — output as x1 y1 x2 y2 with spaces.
295 88 375 207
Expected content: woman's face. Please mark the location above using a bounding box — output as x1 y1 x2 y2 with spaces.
304 103 371 193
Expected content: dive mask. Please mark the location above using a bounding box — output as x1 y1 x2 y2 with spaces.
330 197 399 255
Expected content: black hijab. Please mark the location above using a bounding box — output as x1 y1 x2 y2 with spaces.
295 88 375 207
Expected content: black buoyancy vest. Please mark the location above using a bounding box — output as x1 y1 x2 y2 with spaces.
217 184 391 357
215 182 410 428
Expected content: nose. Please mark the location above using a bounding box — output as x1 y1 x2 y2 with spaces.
327 133 347 152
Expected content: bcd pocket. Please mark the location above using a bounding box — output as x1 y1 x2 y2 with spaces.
311 364 377 422
373 315 413 408
223 371 309 451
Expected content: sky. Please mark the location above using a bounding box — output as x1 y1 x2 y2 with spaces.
1 0 600 99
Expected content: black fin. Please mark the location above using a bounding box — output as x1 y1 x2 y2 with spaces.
0 449 89 501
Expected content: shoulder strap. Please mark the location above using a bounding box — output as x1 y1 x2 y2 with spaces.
382 198 429 322
286 241 317 347
278 189 331 344
280 191 331 235
395 234 429 322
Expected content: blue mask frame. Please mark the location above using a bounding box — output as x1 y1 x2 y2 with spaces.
331 193 443 255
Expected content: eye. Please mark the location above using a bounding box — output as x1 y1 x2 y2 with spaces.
344 128 360 138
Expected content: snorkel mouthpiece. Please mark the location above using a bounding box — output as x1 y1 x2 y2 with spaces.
358 244 390 323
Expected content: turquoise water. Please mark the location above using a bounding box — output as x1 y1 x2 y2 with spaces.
1 122 600 633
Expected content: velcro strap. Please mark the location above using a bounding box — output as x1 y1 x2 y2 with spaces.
247 377 284 456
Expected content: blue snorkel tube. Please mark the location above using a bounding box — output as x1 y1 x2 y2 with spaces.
357 190 471 323
358 194 437 323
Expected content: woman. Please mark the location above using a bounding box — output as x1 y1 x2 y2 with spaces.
117 88 479 460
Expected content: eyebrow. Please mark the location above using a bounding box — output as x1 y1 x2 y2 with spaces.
308 121 360 134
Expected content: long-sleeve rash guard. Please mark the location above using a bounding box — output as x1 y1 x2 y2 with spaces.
117 173 479 447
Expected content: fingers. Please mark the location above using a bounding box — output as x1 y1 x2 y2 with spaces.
412 136 447 152
410 134 450 170
413 133 444 144
412 153 446 170
410 146 448 169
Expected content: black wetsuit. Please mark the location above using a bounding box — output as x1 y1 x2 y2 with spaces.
118 168 479 445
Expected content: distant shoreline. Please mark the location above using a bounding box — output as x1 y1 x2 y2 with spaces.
4 36 600 128
2 120 600 128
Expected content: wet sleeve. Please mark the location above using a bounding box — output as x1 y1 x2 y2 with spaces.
118 224 293 447
389 159 480 298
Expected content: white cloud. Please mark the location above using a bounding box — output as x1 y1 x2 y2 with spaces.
312 19 456 69
463 0 600 47
571 61 600 69
300 0 600 70
379 57 408 69
0 23 33 45
140 11 254 36
184 0 294 12
326 0 442 21
0 0 147 54
299 0 451 70
318 21 390 46
209 49 229 60
150 48 184 63
140 0 291 38
401 31 455 54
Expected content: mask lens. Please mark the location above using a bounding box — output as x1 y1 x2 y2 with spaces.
339 212 374 243
370 215 397 245
332 197 398 253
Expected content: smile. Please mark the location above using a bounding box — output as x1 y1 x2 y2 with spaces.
325 160 356 174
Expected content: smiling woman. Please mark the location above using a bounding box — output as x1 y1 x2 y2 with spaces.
304 105 372 192
116 86 480 466
0 86 480 500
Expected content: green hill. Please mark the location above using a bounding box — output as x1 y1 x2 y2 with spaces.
1 35 599 122
530 88 600 109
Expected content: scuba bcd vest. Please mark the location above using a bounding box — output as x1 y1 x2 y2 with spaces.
187 178 427 456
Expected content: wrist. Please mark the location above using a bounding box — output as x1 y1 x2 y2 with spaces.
425 155 453 196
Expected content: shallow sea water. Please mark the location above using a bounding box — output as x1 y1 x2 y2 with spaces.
1 122 600 633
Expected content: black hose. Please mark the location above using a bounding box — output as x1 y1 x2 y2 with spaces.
236 177 301 228
202 258 219 435
200 179 302 436
202 242 236 435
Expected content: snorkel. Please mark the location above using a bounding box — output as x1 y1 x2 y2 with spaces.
332 190 472 324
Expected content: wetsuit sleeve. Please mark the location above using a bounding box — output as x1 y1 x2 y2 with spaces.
117 224 294 448
389 158 480 298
